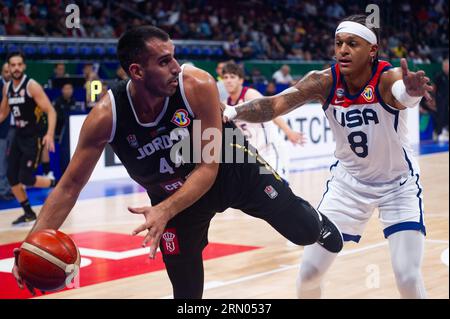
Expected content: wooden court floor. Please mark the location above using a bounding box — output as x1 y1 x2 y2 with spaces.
0 152 448 299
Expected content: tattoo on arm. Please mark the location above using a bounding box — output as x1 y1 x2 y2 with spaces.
234 70 330 123
235 98 276 122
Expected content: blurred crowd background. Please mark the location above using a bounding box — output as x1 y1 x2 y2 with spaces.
1 0 448 62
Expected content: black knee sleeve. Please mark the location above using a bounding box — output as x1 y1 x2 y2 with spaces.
18 170 36 186
163 253 204 299
267 197 322 246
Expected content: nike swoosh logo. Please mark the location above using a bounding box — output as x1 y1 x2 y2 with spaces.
335 99 345 104
400 179 407 186
322 232 331 239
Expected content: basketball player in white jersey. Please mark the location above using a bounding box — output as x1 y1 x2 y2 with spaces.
222 62 305 181
224 15 433 298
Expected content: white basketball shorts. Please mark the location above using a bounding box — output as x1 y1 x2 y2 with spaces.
317 161 426 243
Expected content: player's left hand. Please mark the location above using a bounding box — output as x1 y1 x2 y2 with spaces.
129 206 169 259
42 134 55 153
400 58 433 101
286 130 307 146
222 104 237 122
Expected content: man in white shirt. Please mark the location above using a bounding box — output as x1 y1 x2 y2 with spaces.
272 64 295 85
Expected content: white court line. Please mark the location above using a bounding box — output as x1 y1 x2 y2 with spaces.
160 238 449 299
79 247 152 260
426 239 449 244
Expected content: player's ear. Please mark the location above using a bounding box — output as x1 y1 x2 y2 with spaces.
369 44 378 61
129 64 143 80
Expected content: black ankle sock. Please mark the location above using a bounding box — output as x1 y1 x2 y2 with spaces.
42 162 51 175
20 200 35 216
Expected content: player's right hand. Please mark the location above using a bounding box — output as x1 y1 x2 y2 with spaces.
12 248 44 296
12 248 23 289
222 105 237 122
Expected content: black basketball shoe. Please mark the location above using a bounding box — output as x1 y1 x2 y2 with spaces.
317 213 343 253
12 213 37 226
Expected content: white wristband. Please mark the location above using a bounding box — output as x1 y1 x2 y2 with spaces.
391 80 422 108
223 105 237 121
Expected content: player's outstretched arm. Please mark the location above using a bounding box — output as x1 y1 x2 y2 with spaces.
12 93 112 292
223 69 332 123
129 65 222 259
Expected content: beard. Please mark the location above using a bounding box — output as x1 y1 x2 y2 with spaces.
11 70 24 80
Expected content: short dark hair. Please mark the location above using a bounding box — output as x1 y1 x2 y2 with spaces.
7 51 26 63
339 14 380 44
222 62 244 79
117 26 170 75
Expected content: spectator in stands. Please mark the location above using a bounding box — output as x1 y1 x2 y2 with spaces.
419 87 437 140
0 0 448 63
0 62 13 201
264 81 277 96
434 58 449 142
83 63 100 109
223 34 243 60
272 64 294 85
53 63 67 79
238 33 255 59
267 36 285 60
83 63 99 82
0 4 9 35
53 83 77 174
392 44 408 58
288 33 306 60
250 68 268 85
94 17 115 38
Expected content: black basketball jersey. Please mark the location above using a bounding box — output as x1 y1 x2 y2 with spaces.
7 75 40 136
109 67 252 201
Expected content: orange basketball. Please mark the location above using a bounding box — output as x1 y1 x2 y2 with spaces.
18 229 80 292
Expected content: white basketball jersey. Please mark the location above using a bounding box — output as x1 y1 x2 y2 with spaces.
324 61 419 183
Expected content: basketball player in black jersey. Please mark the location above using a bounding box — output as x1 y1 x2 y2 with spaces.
12 26 343 298
0 52 57 225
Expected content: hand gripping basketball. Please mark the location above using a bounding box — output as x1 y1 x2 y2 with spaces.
12 248 45 296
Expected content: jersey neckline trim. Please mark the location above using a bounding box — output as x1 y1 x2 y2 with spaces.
107 89 117 143
323 66 337 111
341 63 378 100
178 64 195 117
126 80 170 128
12 75 27 93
